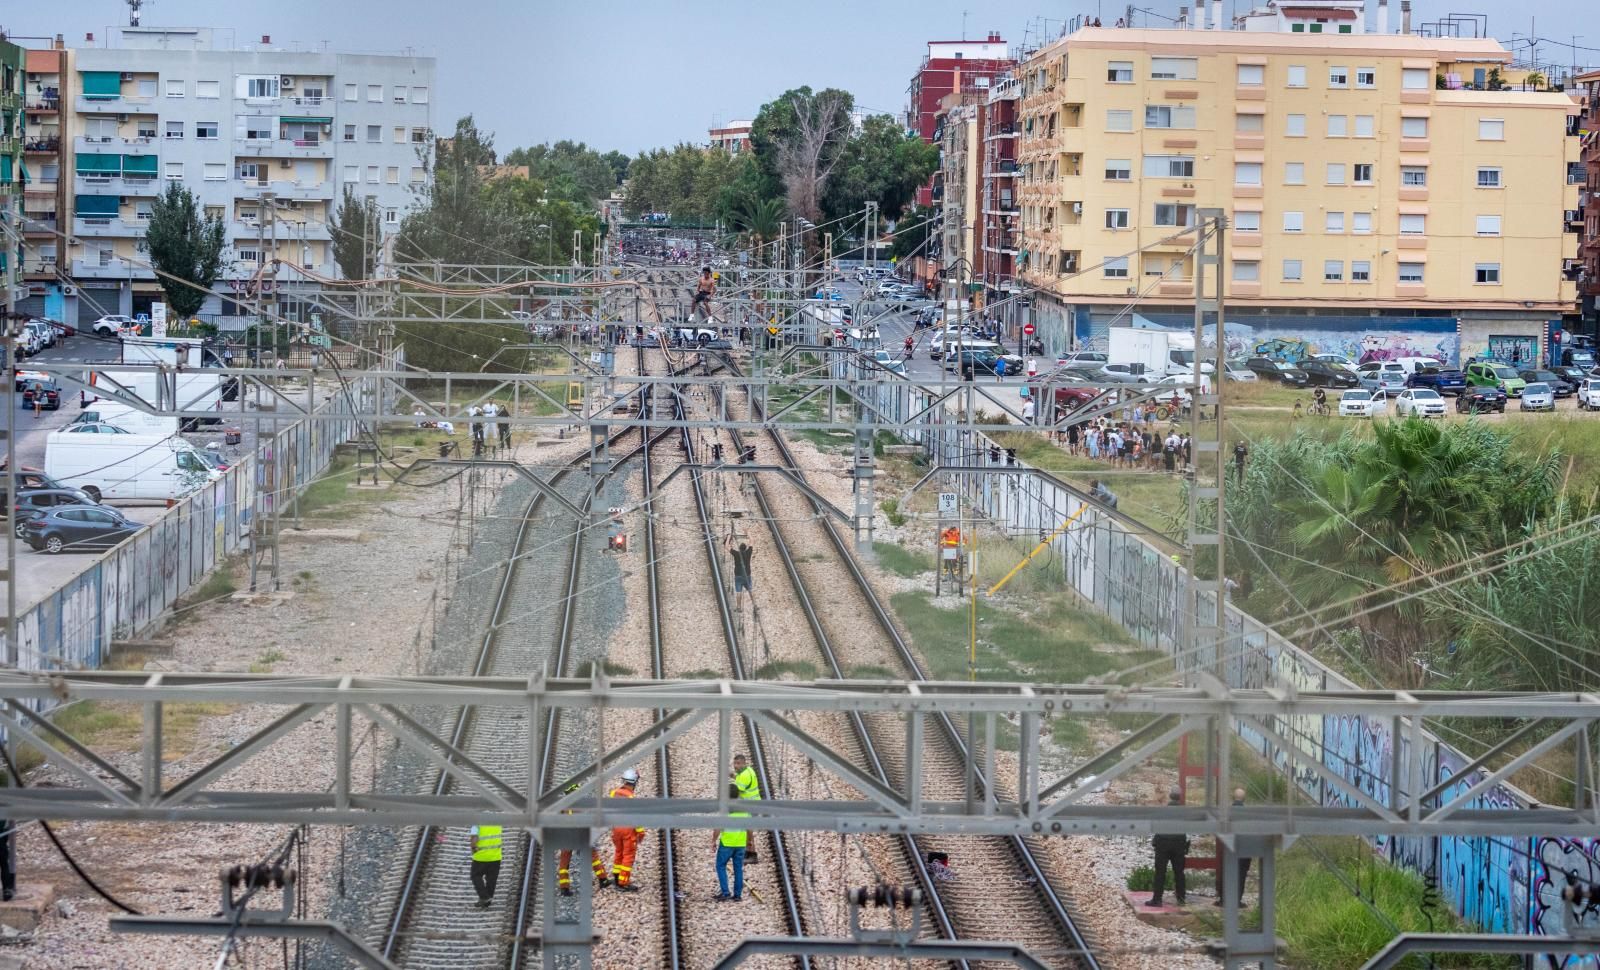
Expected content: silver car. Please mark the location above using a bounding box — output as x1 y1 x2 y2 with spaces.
1519 382 1555 412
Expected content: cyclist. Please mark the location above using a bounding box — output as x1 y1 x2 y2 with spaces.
1312 386 1327 415
693 267 716 320
902 334 914 359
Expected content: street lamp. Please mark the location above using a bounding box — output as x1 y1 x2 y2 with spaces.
535 224 553 268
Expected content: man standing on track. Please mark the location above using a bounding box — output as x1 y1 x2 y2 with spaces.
731 754 760 801
607 768 645 892
469 822 503 908
712 783 750 902
557 783 608 896
1146 787 1190 908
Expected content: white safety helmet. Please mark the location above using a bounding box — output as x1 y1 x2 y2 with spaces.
621 768 640 785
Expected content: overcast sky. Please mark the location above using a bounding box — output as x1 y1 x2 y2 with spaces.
14 0 1595 156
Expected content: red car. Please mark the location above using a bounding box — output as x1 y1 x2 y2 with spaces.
21 380 62 411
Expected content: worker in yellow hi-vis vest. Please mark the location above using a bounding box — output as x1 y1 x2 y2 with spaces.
469 823 503 908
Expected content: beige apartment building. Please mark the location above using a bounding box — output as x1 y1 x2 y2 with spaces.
1014 22 1581 367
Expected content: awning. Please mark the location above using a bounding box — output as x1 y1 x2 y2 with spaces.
75 154 121 174
122 154 159 175
0 157 10 182
1282 6 1358 19
281 115 332 124
80 71 121 98
76 195 120 216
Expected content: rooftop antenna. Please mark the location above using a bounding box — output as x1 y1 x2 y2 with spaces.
126 0 149 27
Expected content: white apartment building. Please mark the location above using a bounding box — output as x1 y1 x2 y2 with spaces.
65 26 434 322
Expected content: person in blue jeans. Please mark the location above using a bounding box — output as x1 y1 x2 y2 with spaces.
712 784 750 901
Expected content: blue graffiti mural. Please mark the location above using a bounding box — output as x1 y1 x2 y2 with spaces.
1532 838 1600 968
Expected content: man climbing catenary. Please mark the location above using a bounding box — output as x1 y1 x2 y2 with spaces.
608 769 645 892
556 783 608 896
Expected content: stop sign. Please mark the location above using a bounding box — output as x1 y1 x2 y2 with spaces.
1023 323 1036 336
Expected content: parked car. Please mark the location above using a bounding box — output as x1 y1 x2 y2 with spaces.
1519 369 1575 397
21 379 61 411
1356 361 1409 392
1093 362 1165 383
90 314 135 338
1296 359 1360 388
13 368 49 392
6 468 72 492
25 320 56 350
1551 365 1591 389
1220 359 1258 382
946 348 1025 376
868 349 907 377
1519 382 1556 412
13 325 42 358
1392 356 1445 376
21 505 144 554
1393 388 1447 419
1464 361 1527 398
1309 353 1360 373
1244 357 1309 386
1580 379 1600 411
1339 388 1388 418
1456 384 1507 414
58 422 136 435
4 488 106 539
1055 351 1108 368
1406 365 1467 396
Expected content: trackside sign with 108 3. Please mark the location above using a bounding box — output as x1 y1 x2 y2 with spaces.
938 492 959 518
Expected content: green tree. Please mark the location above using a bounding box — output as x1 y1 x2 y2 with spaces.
750 86 855 224
623 144 741 223
399 115 522 264
503 140 629 205
331 186 381 280
890 205 937 261
822 114 940 223
144 181 226 318
727 192 786 265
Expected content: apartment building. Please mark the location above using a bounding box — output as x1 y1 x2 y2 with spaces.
980 75 1021 301
56 26 434 324
1 37 22 322
1015 17 1582 367
935 92 986 293
20 40 67 314
1578 69 1600 331
708 119 752 154
908 36 1013 207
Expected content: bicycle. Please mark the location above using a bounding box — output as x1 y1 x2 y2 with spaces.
1309 400 1331 417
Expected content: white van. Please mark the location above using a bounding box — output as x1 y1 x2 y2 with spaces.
1393 356 1445 376
69 402 180 436
85 368 231 430
44 431 218 502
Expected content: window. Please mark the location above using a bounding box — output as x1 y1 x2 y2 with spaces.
1285 113 1306 137
343 124 356 142
165 120 184 140
1475 262 1501 284
1154 203 1196 226
393 86 408 104
237 247 260 264
1326 163 1346 185
1238 64 1264 85
411 127 430 144
1234 162 1262 186
342 165 359 183
1326 211 1345 233
244 75 279 99
1401 166 1427 187
1104 158 1131 180
1478 118 1505 140
411 86 429 104
1143 155 1194 178
409 166 426 183
1233 260 1260 281
1354 115 1374 138
1233 210 1260 232
237 161 262 183
1283 259 1303 281
343 83 357 101
1283 210 1305 232
1476 214 1502 236
367 124 381 142
1104 257 1130 279
385 166 399 184
1287 65 1307 88
1353 163 1373 184
1356 67 1377 88
195 121 218 140
196 80 219 99
1236 113 1264 134
1398 262 1425 283
1352 260 1371 282
166 79 184 98
204 205 224 222
1353 212 1372 234
1107 60 1134 83
1402 68 1430 90
1324 260 1344 281
164 161 183 180
394 126 406 143
1477 167 1502 188
136 119 157 139
239 206 259 222
1401 117 1428 138
1105 208 1130 229
1327 115 1348 137
1106 109 1133 132
367 84 383 102
366 165 380 183
1145 105 1196 129
1329 67 1349 88
203 162 226 181
1400 213 1426 235
1150 57 1198 80
1284 162 1305 185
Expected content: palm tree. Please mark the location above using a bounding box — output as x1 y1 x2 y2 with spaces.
728 193 786 267
1524 71 1547 91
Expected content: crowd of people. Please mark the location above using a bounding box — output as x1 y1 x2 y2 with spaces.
1059 411 1193 475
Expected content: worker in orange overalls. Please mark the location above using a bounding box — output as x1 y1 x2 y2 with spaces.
940 526 962 548
557 782 608 897
608 768 644 892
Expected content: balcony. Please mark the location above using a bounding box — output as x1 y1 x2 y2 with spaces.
235 178 336 201
21 217 58 235
74 174 161 196
229 259 338 283
23 136 61 155
74 94 156 114
75 135 157 154
985 122 1018 141
283 95 335 108
231 220 332 242
74 216 149 238
25 97 60 114
22 259 58 276
235 138 336 159
70 257 154 280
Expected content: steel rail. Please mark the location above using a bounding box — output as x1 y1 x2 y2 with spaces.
732 357 1104 969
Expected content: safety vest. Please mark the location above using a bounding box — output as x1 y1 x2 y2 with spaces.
720 811 751 848
733 766 761 800
609 785 645 834
471 825 503 863
941 528 961 548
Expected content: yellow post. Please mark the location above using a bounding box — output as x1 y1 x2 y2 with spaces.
968 517 978 683
986 504 1089 597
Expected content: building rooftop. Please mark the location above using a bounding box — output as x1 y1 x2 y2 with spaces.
1434 88 1581 110
1045 25 1513 63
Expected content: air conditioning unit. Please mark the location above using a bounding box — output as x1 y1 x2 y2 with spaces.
119 72 134 81
119 197 129 205
321 124 332 135
279 159 292 169
281 76 295 89
1071 202 1083 214
116 114 128 123
63 285 78 297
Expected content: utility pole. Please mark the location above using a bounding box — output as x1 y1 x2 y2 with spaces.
3 312 16 667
